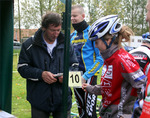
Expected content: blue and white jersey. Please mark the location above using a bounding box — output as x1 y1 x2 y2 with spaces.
70 26 104 80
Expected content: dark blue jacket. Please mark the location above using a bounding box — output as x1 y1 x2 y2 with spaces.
18 28 79 112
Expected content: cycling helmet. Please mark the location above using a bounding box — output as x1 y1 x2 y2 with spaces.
142 32 150 42
88 15 122 41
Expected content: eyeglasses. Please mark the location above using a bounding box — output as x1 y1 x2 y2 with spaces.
48 28 61 32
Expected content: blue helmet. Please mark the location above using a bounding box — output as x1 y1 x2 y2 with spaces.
142 32 150 42
88 15 122 41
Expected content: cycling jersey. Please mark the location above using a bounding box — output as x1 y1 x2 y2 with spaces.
130 45 150 75
70 26 104 80
130 45 150 118
70 20 104 118
86 45 146 118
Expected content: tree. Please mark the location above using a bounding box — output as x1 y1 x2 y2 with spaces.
20 0 40 29
122 0 147 35
86 0 103 24
14 0 65 29
14 0 148 36
99 0 125 22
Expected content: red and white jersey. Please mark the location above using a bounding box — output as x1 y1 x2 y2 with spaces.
100 46 146 118
130 45 150 118
130 45 150 75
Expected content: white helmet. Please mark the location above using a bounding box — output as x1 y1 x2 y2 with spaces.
142 32 150 42
88 15 122 41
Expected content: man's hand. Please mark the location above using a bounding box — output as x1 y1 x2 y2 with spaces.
57 76 63 83
42 71 57 84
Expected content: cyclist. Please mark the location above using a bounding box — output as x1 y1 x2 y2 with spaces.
82 15 146 118
130 32 150 118
138 0 150 117
70 4 104 118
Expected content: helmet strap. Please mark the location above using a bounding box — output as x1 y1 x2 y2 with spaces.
101 36 116 49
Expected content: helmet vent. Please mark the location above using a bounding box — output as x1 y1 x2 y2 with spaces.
97 22 108 33
116 23 121 29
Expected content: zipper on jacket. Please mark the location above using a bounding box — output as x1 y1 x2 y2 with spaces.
44 59 53 104
59 57 61 73
44 59 48 71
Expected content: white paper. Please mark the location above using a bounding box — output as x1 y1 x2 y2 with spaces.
0 110 16 118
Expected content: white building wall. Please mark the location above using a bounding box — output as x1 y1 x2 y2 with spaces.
122 36 142 48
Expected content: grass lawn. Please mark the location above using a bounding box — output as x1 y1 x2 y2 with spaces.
12 49 102 118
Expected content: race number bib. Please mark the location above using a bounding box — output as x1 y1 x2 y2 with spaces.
68 71 82 87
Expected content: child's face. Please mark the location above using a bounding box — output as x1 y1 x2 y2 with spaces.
95 39 107 52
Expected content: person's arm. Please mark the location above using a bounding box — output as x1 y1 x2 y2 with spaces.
17 40 43 81
82 41 104 80
121 53 146 97
82 83 101 95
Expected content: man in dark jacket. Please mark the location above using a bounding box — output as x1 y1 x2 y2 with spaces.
17 12 78 118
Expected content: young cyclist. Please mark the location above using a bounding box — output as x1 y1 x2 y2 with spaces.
70 4 104 118
82 15 146 118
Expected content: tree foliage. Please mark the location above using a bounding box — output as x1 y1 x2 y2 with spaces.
122 0 147 35
14 0 148 35
14 0 65 29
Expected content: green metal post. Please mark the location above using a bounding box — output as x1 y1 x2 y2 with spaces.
0 0 14 113
62 0 72 117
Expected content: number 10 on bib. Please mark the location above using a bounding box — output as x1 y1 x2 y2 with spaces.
68 71 82 87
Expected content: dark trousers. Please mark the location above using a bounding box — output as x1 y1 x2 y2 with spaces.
74 76 97 118
31 106 71 118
